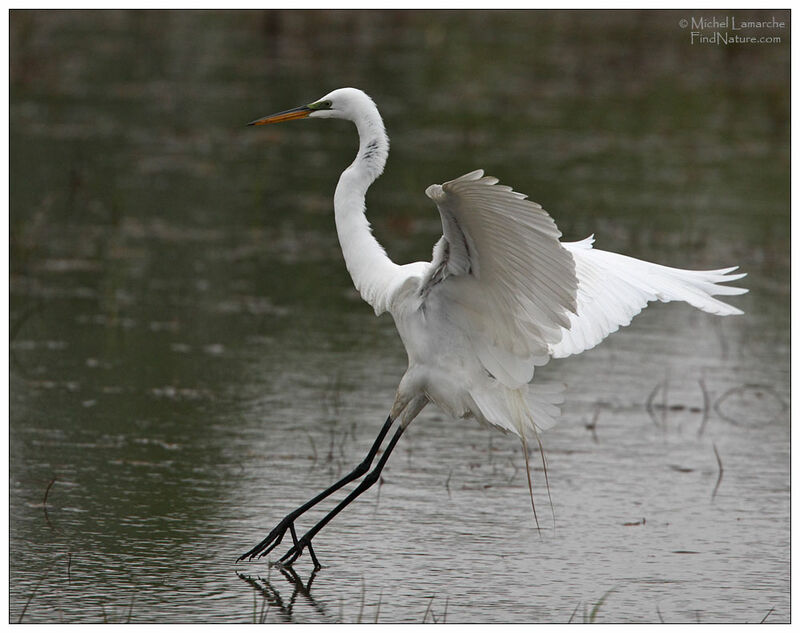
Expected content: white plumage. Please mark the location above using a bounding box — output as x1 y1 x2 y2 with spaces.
239 87 747 567
384 166 745 438
552 238 745 359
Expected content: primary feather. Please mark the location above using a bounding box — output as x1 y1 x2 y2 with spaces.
551 237 746 359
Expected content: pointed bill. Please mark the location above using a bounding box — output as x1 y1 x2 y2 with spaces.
248 105 311 126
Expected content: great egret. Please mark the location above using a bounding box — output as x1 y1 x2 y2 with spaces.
238 87 746 569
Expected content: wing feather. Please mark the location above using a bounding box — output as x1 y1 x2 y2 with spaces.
421 170 579 388
417 172 746 389
550 237 748 359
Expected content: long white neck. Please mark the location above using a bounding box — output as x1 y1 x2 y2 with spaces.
333 102 399 314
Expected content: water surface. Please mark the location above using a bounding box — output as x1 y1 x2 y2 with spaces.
10 10 789 623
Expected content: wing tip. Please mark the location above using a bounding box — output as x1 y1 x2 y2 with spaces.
441 170 542 207
432 169 487 199
446 169 484 185
425 183 445 201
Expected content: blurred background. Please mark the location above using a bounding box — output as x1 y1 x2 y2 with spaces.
10 10 789 623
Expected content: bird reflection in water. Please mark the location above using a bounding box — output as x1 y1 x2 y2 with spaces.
237 566 324 623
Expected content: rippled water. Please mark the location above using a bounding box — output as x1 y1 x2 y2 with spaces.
10 10 789 623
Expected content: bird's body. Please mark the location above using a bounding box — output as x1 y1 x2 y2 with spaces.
239 87 746 568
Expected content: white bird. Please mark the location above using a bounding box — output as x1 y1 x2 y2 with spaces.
238 87 746 569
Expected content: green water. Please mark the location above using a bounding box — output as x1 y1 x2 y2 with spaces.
10 10 789 623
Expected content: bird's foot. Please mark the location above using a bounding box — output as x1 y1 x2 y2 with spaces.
277 535 322 571
238 520 323 570
237 519 292 562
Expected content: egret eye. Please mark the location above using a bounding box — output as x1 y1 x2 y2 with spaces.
309 99 333 110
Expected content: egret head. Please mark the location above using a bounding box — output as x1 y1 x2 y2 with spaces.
248 88 374 126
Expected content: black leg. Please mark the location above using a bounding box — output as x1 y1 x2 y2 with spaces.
238 415 396 562
277 423 407 568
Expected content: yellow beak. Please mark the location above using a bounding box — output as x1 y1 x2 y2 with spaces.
248 105 311 126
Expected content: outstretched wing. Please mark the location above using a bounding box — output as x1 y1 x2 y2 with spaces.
549 236 747 359
420 170 578 388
